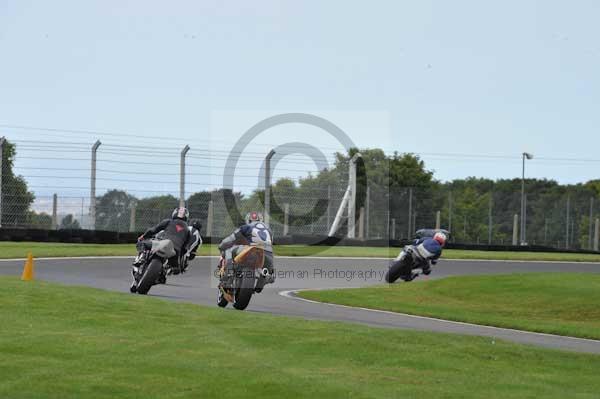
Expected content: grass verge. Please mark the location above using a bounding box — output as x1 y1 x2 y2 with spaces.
1 276 599 398
2 241 600 262
299 273 600 340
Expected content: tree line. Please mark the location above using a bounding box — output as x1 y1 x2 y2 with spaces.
4 138 599 249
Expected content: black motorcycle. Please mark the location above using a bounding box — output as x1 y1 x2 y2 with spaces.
130 239 189 295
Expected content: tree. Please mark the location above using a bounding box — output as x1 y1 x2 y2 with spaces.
1 139 34 226
95 189 137 232
27 211 52 229
135 195 179 229
60 214 81 230
187 189 244 236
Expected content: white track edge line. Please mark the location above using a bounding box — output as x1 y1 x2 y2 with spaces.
279 289 600 344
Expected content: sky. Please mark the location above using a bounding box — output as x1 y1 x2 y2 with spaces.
1 0 599 212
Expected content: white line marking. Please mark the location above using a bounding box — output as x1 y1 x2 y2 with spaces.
279 289 600 344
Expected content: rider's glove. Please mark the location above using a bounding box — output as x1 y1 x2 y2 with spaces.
137 234 144 242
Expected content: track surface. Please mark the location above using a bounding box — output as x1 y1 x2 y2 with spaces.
2 256 600 354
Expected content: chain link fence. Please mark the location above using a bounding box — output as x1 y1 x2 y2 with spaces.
4 183 599 250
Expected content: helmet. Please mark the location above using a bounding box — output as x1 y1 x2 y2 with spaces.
171 207 189 222
189 218 203 231
433 232 447 246
245 211 263 224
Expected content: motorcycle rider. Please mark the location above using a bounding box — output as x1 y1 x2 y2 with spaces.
135 207 196 273
218 211 275 295
391 230 447 282
181 218 203 272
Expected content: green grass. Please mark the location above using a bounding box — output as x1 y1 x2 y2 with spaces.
300 273 600 340
2 241 600 262
1 277 599 398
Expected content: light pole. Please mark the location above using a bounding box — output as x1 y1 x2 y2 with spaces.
520 152 533 245
90 140 101 230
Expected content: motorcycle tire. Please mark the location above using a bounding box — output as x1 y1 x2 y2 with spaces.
385 258 412 283
233 267 255 310
137 258 163 295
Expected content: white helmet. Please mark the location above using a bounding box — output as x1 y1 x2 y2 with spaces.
433 232 447 246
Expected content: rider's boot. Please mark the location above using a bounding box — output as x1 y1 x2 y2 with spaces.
401 272 419 282
254 267 275 293
421 263 432 275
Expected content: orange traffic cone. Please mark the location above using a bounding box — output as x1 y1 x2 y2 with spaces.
21 252 34 281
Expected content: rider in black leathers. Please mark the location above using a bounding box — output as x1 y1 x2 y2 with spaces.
136 207 196 272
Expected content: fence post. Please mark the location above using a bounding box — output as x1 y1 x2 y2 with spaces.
358 207 365 240
365 186 370 239
179 145 190 208
90 140 101 230
80 197 85 229
263 149 275 226
488 194 493 245
326 185 331 231
206 200 214 238
565 195 570 249
391 218 396 240
594 218 599 252
448 191 452 233
0 136 5 228
347 153 360 238
589 197 594 249
512 214 518 245
283 203 289 236
407 188 413 237
129 202 137 232
435 210 441 230
52 194 58 230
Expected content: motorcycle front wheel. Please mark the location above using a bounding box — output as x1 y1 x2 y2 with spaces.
137 258 163 295
385 257 412 283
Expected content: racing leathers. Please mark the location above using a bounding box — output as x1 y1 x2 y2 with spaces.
186 225 202 260
392 236 442 281
218 221 275 292
137 218 196 271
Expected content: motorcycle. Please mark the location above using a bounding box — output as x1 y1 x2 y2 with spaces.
385 228 449 284
384 245 429 283
216 245 273 310
130 239 189 295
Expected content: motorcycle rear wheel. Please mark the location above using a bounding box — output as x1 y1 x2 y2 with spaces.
233 267 255 310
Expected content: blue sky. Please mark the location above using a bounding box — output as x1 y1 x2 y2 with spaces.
1 0 599 205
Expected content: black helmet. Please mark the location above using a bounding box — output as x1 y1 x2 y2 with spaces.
245 211 263 224
172 207 189 222
189 218 203 231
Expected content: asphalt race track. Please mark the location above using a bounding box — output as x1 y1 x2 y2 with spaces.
2 256 600 354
